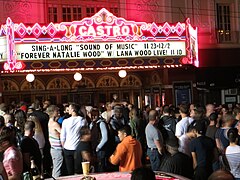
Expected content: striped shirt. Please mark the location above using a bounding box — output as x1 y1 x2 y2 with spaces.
226 145 240 178
49 133 62 150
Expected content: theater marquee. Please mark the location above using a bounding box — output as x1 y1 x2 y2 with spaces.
0 8 198 72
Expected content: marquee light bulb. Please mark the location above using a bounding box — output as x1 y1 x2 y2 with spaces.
118 70 127 78
26 73 35 82
74 72 82 81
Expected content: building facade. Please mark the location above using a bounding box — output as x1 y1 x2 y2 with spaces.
0 0 239 108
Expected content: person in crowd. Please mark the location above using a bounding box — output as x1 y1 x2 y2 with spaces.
57 103 70 126
46 105 63 178
145 110 164 171
0 126 23 180
158 105 177 142
60 103 87 175
109 125 142 172
233 106 240 127
31 103 52 175
206 112 218 140
27 115 45 156
175 104 194 138
89 107 111 172
109 105 128 143
75 127 93 174
42 100 51 112
3 113 15 127
215 113 234 153
178 125 197 157
160 137 193 179
80 104 92 126
208 170 235 180
225 128 240 179
142 105 150 124
14 109 27 134
206 104 215 118
190 120 218 180
129 108 146 160
20 121 42 174
131 166 156 180
101 102 113 123
121 100 130 124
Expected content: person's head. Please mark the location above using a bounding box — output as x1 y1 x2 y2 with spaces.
194 120 206 136
192 106 206 121
222 113 234 127
131 167 155 180
187 125 197 138
206 104 215 117
0 126 15 152
43 100 51 110
227 128 238 143
114 105 123 119
80 126 91 141
0 103 7 112
46 105 60 120
69 103 81 116
209 112 218 125
179 104 189 116
220 104 229 115
166 137 179 155
24 121 35 136
148 110 158 124
3 113 15 127
144 105 150 113
90 108 100 122
208 169 234 180
118 125 131 141
162 105 170 114
233 106 240 120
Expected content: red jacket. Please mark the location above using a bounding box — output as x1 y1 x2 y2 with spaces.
109 136 142 172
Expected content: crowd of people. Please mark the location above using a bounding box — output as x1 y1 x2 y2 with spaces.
0 99 239 180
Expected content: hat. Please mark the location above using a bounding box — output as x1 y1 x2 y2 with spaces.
20 105 27 112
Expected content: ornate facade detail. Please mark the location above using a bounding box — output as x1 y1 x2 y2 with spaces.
20 79 45 91
2 79 19 91
72 77 95 89
46 77 70 90
3 1 32 23
120 75 142 87
96 75 119 88
150 71 161 85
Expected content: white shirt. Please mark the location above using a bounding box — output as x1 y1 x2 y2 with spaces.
226 145 240 178
178 134 192 157
60 116 87 150
175 117 194 138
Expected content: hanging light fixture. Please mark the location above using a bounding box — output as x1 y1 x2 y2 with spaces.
118 70 127 78
74 72 82 81
26 73 35 82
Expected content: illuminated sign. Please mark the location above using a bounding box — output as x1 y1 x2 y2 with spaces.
0 8 198 72
16 41 186 60
0 37 7 61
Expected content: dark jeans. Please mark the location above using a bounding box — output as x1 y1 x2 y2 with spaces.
96 150 107 172
63 149 75 175
147 148 161 171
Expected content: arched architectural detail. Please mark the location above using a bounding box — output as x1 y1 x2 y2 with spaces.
2 79 19 91
72 76 95 89
96 75 119 88
46 77 70 90
150 71 161 85
20 79 45 91
120 74 142 87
